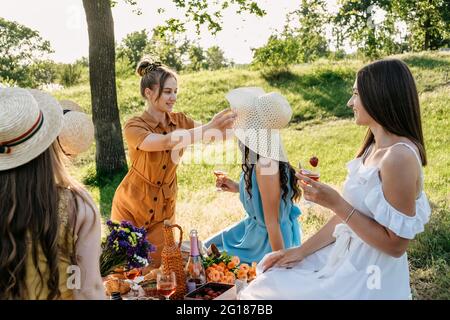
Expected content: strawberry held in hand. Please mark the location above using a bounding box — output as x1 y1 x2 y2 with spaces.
309 156 319 168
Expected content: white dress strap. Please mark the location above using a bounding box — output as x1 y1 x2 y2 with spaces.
390 142 423 168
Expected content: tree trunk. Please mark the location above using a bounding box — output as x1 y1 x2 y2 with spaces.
83 0 127 176
423 18 431 50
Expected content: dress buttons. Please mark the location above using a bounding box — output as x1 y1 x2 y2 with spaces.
157 181 161 185
163 131 167 135
154 197 157 201
145 221 149 225
149 209 154 213
162 165 167 169
165 150 169 153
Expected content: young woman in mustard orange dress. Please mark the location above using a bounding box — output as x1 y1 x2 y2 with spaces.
111 58 236 267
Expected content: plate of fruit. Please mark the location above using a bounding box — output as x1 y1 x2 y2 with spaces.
202 244 257 284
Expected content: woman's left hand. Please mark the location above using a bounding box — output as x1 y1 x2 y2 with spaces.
295 172 343 211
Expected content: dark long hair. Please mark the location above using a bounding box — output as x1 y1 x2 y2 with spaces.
0 142 92 299
355 59 427 165
241 143 301 204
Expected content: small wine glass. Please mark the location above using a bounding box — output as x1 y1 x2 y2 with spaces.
297 157 320 208
213 169 228 192
157 271 177 300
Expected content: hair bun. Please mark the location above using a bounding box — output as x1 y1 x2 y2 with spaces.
136 57 162 77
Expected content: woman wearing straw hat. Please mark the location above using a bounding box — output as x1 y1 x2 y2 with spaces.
111 57 236 267
58 100 95 157
0 88 105 299
205 87 302 264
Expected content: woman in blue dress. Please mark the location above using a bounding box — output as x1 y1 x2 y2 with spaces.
204 87 302 264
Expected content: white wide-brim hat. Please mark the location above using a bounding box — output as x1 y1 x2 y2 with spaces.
59 110 95 156
0 88 63 171
225 87 292 162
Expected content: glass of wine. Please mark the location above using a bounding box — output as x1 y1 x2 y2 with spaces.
157 271 177 300
213 169 228 192
297 156 320 207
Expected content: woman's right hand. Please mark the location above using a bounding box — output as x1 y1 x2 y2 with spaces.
216 176 239 193
207 109 236 134
261 247 304 272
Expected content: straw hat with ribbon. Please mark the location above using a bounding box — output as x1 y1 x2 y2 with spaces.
0 88 63 171
225 87 292 162
57 100 95 156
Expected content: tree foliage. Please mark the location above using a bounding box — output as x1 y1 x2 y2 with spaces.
59 63 83 87
123 28 229 72
334 0 449 58
144 28 190 71
117 29 149 68
252 34 301 70
28 60 59 87
206 46 229 70
156 0 265 36
187 44 208 71
392 0 450 51
294 0 329 63
252 0 328 70
334 0 402 59
0 17 53 87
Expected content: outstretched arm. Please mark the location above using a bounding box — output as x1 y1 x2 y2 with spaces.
138 109 236 152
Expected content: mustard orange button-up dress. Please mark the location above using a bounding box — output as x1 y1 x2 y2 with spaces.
111 110 195 267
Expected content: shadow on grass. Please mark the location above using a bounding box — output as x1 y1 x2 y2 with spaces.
83 167 128 219
402 56 450 70
262 69 355 122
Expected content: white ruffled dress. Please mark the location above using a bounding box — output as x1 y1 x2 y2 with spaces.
239 143 431 300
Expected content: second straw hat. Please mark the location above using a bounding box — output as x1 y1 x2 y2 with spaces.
58 100 94 156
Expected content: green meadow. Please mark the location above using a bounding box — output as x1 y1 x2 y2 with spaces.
54 51 450 299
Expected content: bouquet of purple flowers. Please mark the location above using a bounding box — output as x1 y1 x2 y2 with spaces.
100 220 155 277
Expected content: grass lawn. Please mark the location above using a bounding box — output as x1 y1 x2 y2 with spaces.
54 51 450 299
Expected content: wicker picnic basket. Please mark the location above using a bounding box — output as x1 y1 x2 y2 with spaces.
161 220 187 300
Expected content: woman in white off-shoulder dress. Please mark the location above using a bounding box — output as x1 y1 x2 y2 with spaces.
239 58 431 300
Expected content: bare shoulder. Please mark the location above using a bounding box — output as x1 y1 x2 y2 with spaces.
255 157 279 173
379 142 420 216
255 157 280 185
381 142 420 177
